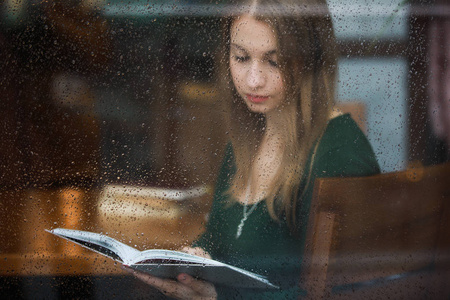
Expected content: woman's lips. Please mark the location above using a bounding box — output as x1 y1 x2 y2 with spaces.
246 94 269 103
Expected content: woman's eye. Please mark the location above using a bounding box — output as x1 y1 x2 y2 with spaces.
234 56 249 62
268 60 278 67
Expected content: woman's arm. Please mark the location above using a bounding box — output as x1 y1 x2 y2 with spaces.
192 143 235 256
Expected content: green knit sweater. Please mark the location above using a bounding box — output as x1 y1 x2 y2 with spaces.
194 114 381 299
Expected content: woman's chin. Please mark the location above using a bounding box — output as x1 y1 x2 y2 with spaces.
246 104 276 116
244 102 266 113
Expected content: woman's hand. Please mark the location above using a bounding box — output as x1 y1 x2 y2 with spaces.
122 247 216 299
179 246 212 259
123 267 217 300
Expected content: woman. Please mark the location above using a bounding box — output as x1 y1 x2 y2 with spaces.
124 0 380 298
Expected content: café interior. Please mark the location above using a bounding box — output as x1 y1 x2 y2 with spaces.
1 0 449 298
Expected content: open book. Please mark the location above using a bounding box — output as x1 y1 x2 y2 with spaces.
47 228 278 289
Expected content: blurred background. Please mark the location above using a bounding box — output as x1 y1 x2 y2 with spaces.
0 0 449 298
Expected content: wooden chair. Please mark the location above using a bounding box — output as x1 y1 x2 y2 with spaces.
302 162 450 299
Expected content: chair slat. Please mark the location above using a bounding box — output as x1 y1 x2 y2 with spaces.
302 162 450 299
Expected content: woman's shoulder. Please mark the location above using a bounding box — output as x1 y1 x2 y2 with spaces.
320 113 368 150
313 113 381 177
327 112 363 134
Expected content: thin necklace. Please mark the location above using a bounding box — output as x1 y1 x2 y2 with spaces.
236 184 260 239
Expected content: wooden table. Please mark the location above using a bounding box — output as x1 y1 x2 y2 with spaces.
0 186 210 277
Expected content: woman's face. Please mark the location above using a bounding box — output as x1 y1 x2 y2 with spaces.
229 15 286 116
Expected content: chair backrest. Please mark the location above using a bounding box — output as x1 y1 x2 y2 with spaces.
302 162 450 299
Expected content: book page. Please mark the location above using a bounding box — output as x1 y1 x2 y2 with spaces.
131 249 221 265
47 228 141 264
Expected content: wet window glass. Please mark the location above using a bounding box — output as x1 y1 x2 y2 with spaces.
1 0 449 299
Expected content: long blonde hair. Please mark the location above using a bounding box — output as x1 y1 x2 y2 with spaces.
216 0 338 228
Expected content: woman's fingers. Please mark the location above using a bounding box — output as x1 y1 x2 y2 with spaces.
177 273 217 297
124 266 186 297
122 266 216 299
180 246 212 259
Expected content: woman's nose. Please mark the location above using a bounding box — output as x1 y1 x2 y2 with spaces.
247 61 265 89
